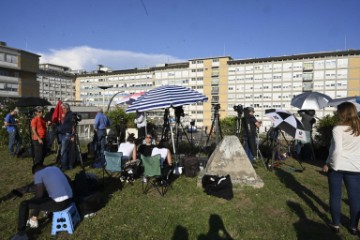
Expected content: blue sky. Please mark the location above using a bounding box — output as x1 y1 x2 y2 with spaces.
2 0 360 71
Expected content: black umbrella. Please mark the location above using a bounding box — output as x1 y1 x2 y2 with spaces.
265 109 308 142
15 97 51 107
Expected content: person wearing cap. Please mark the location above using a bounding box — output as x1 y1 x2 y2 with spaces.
4 108 22 157
10 163 73 240
31 106 47 164
242 107 262 164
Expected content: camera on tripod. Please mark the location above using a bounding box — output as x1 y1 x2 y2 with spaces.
233 104 243 114
212 103 221 110
174 106 185 118
72 112 82 123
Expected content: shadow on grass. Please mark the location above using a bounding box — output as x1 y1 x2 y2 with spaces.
275 168 351 230
197 214 234 240
275 168 331 222
172 225 189 240
287 201 341 240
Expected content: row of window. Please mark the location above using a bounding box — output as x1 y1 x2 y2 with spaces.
0 52 18 64
228 59 348 73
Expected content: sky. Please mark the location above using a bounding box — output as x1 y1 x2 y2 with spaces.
2 0 360 71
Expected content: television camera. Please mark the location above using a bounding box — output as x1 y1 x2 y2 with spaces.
174 106 185 119
233 104 243 115
72 112 82 123
212 103 221 111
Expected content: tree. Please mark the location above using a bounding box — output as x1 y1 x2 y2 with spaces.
220 116 237 136
106 107 135 142
314 113 337 147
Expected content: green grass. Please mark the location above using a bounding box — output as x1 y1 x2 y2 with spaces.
0 147 357 240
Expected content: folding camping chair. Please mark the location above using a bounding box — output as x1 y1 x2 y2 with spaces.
140 154 172 196
102 151 123 187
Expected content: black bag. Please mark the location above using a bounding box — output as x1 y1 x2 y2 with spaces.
73 171 104 216
77 191 105 216
202 174 233 200
183 155 199 177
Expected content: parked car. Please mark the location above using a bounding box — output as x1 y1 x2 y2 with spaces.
188 125 197 133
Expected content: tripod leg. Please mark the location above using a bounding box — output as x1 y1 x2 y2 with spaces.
217 117 223 140
206 120 215 146
76 134 83 168
257 148 267 169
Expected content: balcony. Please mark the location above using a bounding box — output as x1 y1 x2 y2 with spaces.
0 75 19 84
303 63 313 71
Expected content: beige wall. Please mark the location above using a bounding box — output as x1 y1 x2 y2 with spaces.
348 57 360 96
203 59 213 128
219 57 229 117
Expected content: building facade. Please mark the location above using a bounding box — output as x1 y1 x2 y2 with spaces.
37 63 76 105
75 50 360 131
0 41 39 98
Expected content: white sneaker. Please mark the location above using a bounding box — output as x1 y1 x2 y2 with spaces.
26 218 38 228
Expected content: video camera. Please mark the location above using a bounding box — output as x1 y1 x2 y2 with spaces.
72 112 82 123
212 103 221 111
174 106 185 118
233 104 243 114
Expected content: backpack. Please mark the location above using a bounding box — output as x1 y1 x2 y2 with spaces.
73 171 104 216
183 155 199 177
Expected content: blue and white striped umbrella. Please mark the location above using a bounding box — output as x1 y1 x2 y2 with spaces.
126 85 208 113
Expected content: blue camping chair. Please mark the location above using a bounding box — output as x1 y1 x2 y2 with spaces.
102 151 123 187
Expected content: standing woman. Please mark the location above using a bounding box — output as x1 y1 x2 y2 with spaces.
323 102 360 234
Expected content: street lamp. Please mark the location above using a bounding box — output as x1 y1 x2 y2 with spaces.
98 85 113 111
106 90 125 112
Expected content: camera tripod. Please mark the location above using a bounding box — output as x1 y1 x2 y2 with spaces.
206 104 223 145
254 129 267 169
265 127 304 172
161 109 171 141
55 121 84 169
72 123 84 169
235 107 243 139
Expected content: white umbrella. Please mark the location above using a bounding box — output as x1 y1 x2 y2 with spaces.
291 92 332 110
328 96 360 112
265 109 309 142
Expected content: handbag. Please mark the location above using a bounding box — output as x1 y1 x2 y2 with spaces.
202 174 233 200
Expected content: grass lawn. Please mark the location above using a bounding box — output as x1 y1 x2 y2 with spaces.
0 146 358 240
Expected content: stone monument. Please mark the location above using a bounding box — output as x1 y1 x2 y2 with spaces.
197 135 264 189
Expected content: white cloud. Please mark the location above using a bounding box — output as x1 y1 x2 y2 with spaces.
38 46 185 71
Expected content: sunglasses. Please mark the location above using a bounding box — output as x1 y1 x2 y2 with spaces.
146 136 152 139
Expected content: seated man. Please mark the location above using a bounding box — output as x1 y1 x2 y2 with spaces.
11 163 73 240
151 140 173 167
137 134 155 157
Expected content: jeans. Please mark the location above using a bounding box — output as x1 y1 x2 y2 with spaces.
17 197 72 233
328 169 360 228
8 130 22 156
46 129 55 152
95 129 106 165
243 139 254 164
60 134 71 170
